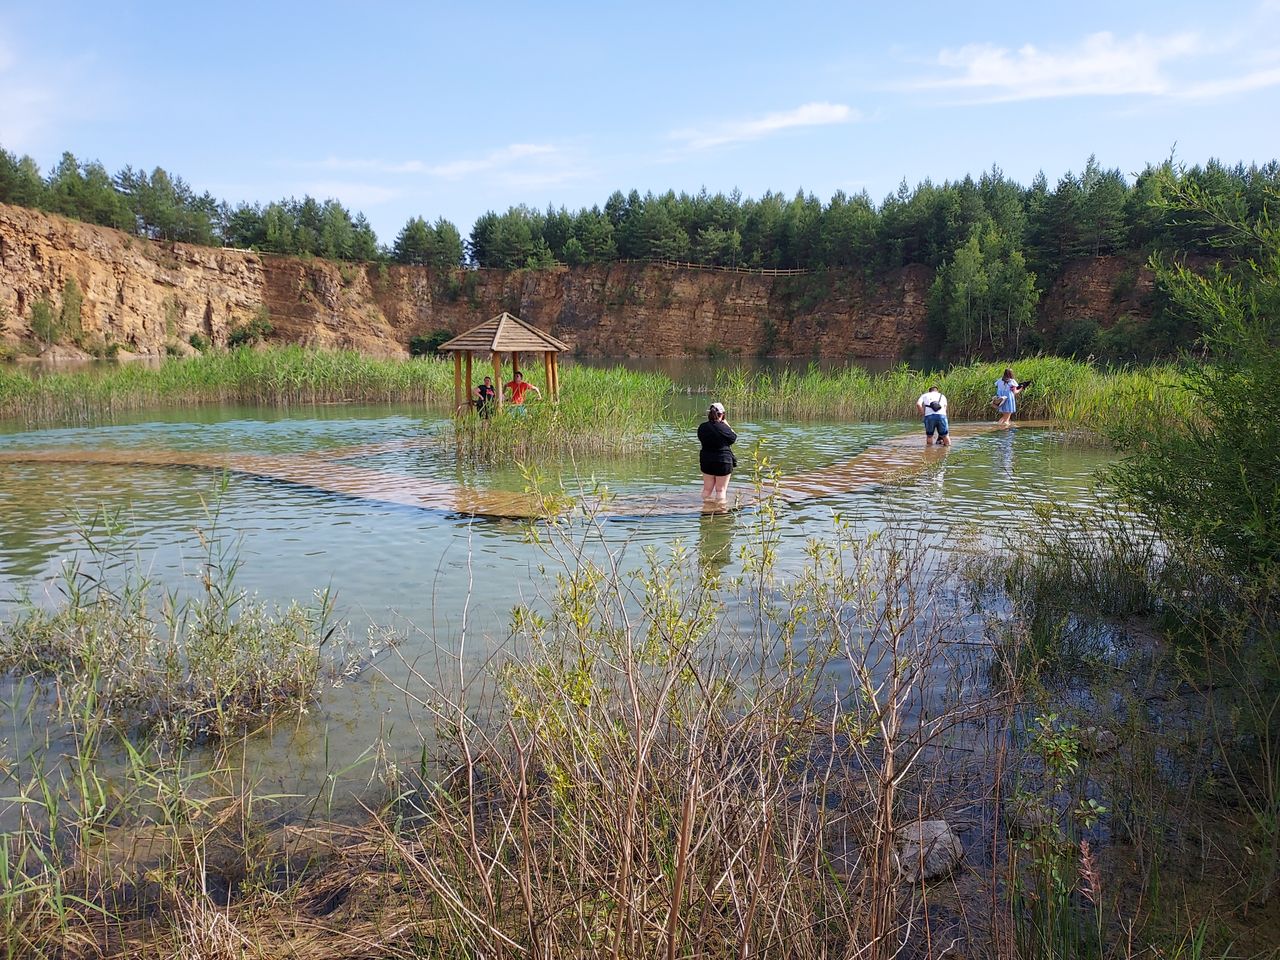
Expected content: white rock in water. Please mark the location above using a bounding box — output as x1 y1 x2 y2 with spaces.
896 820 962 882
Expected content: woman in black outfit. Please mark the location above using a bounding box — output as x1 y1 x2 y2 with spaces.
698 402 737 502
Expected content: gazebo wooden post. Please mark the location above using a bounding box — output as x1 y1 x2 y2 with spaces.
453 352 462 411
464 352 472 405
543 350 555 401
492 350 503 411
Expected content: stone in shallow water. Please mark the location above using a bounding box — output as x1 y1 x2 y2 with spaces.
896 819 962 882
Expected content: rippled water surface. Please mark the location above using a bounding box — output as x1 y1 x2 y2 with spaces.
0 403 1115 807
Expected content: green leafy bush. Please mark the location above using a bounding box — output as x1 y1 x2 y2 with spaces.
1109 172 1280 575
227 307 273 347
29 296 57 344
408 329 453 356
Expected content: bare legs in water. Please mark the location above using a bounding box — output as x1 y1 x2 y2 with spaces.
701 473 731 502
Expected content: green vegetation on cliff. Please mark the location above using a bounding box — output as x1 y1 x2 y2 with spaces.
5 141 1278 360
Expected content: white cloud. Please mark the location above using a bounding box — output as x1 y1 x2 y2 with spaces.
914 31 1201 102
298 181 400 207
1181 63 1280 99
426 143 556 179
671 101 857 151
312 143 560 179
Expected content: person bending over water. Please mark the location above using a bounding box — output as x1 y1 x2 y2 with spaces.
916 383 950 446
698 402 736 502
994 368 1024 427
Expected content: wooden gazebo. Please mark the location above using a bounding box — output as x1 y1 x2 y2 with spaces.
438 312 568 412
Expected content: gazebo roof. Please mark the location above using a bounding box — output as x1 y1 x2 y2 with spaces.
438 312 569 354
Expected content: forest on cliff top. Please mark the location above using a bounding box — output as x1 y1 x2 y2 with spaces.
3 143 1278 360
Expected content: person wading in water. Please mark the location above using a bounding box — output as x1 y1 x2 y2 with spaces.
697 402 737 502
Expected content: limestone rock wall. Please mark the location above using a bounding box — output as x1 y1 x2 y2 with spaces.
0 202 1154 360
1037 256 1157 338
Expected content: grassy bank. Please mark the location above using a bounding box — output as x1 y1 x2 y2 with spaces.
712 357 1195 436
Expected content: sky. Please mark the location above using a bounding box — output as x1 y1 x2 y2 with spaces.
2 0 1278 244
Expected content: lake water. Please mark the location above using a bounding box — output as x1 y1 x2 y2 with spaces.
0 402 1114 814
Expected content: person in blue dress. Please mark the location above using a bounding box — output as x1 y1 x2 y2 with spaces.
995 368 1024 427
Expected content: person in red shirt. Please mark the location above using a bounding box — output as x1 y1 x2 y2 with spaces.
504 370 541 408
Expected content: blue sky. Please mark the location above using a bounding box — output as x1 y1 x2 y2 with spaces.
2 1 1278 243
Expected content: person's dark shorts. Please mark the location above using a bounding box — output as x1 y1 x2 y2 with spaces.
700 455 733 477
923 413 949 438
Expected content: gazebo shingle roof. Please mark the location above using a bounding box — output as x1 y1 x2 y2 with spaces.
438 312 569 354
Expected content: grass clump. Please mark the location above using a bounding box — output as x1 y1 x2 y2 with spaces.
0 504 373 744
447 364 673 462
957 501 1166 679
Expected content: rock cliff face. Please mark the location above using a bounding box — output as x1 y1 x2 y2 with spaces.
1037 256 1156 337
0 203 1153 360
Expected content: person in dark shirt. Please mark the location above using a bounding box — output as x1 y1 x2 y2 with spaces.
473 376 497 418
697 402 737 502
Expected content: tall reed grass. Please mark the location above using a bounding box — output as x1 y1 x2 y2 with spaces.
712 357 1196 438
0 346 458 425
445 364 673 462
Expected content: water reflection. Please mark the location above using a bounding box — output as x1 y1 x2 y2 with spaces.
697 512 736 579
0 406 1120 812
996 428 1016 481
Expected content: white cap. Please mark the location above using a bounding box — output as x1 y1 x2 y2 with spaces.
709 402 725 414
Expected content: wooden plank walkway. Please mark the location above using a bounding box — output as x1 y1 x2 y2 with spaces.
0 421 1048 519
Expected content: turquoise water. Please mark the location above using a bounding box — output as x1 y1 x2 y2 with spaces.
0 404 1115 813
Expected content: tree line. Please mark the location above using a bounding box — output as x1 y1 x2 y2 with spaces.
0 149 389 263
2 143 1277 358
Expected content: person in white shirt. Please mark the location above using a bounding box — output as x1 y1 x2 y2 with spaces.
916 385 950 446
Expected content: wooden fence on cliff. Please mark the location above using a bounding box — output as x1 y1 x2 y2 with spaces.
612 259 812 276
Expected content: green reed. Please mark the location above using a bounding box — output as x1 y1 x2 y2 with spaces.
0 500 374 745
3 348 1198 449
711 357 1197 437
0 346 458 425
444 363 674 462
